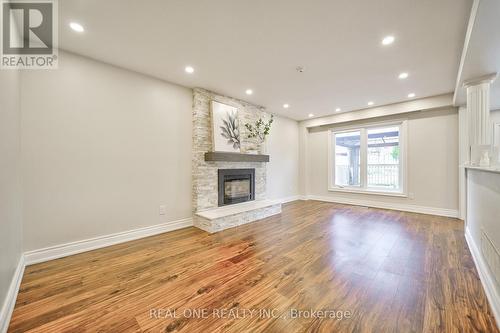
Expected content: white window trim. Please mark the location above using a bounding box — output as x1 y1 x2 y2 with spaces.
327 119 408 197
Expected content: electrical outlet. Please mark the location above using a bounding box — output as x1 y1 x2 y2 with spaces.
159 205 166 215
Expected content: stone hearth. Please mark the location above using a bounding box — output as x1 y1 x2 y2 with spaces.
194 200 281 233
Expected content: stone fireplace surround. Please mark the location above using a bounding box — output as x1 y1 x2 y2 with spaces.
192 88 282 233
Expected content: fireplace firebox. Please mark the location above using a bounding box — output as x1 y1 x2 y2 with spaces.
218 169 255 206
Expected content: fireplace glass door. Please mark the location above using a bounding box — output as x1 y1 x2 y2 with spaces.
218 169 255 206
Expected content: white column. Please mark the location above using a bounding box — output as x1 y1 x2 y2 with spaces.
466 82 491 146
463 73 497 164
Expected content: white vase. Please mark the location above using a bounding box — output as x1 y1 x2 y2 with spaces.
244 142 259 154
259 140 267 154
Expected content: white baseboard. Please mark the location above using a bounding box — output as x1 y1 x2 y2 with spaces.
0 255 25 333
305 195 459 218
279 195 302 204
24 217 193 265
465 227 500 325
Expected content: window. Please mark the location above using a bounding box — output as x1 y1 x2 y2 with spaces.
367 126 400 190
329 121 407 196
334 131 361 187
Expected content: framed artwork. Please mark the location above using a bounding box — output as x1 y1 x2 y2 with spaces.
211 101 240 152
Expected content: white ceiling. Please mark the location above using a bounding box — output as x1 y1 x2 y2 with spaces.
454 0 500 109
59 0 472 120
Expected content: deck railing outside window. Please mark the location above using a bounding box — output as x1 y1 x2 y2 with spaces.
367 164 399 189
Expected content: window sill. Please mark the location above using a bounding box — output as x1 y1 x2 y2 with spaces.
328 187 408 198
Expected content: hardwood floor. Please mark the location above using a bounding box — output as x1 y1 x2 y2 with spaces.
8 200 498 332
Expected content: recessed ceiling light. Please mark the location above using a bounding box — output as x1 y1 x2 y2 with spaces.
283 104 290 109
408 93 416 98
185 66 194 74
382 35 395 45
245 89 253 95
308 113 314 118
335 108 341 112
69 22 84 32
367 101 374 106
398 72 409 79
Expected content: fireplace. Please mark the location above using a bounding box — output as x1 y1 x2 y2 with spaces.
218 169 255 206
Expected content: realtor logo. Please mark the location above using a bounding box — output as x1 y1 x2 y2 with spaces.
1 0 58 69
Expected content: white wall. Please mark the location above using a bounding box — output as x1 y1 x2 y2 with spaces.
465 169 500 321
467 170 500 246
266 116 299 200
20 51 193 251
301 107 459 213
491 109 500 122
0 69 23 324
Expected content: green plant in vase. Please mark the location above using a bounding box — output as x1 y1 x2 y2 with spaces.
244 115 273 153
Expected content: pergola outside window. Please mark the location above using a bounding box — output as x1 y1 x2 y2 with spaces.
328 121 407 196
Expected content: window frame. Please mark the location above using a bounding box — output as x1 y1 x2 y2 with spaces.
328 119 408 197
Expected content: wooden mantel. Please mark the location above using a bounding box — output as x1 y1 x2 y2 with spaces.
204 151 270 162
